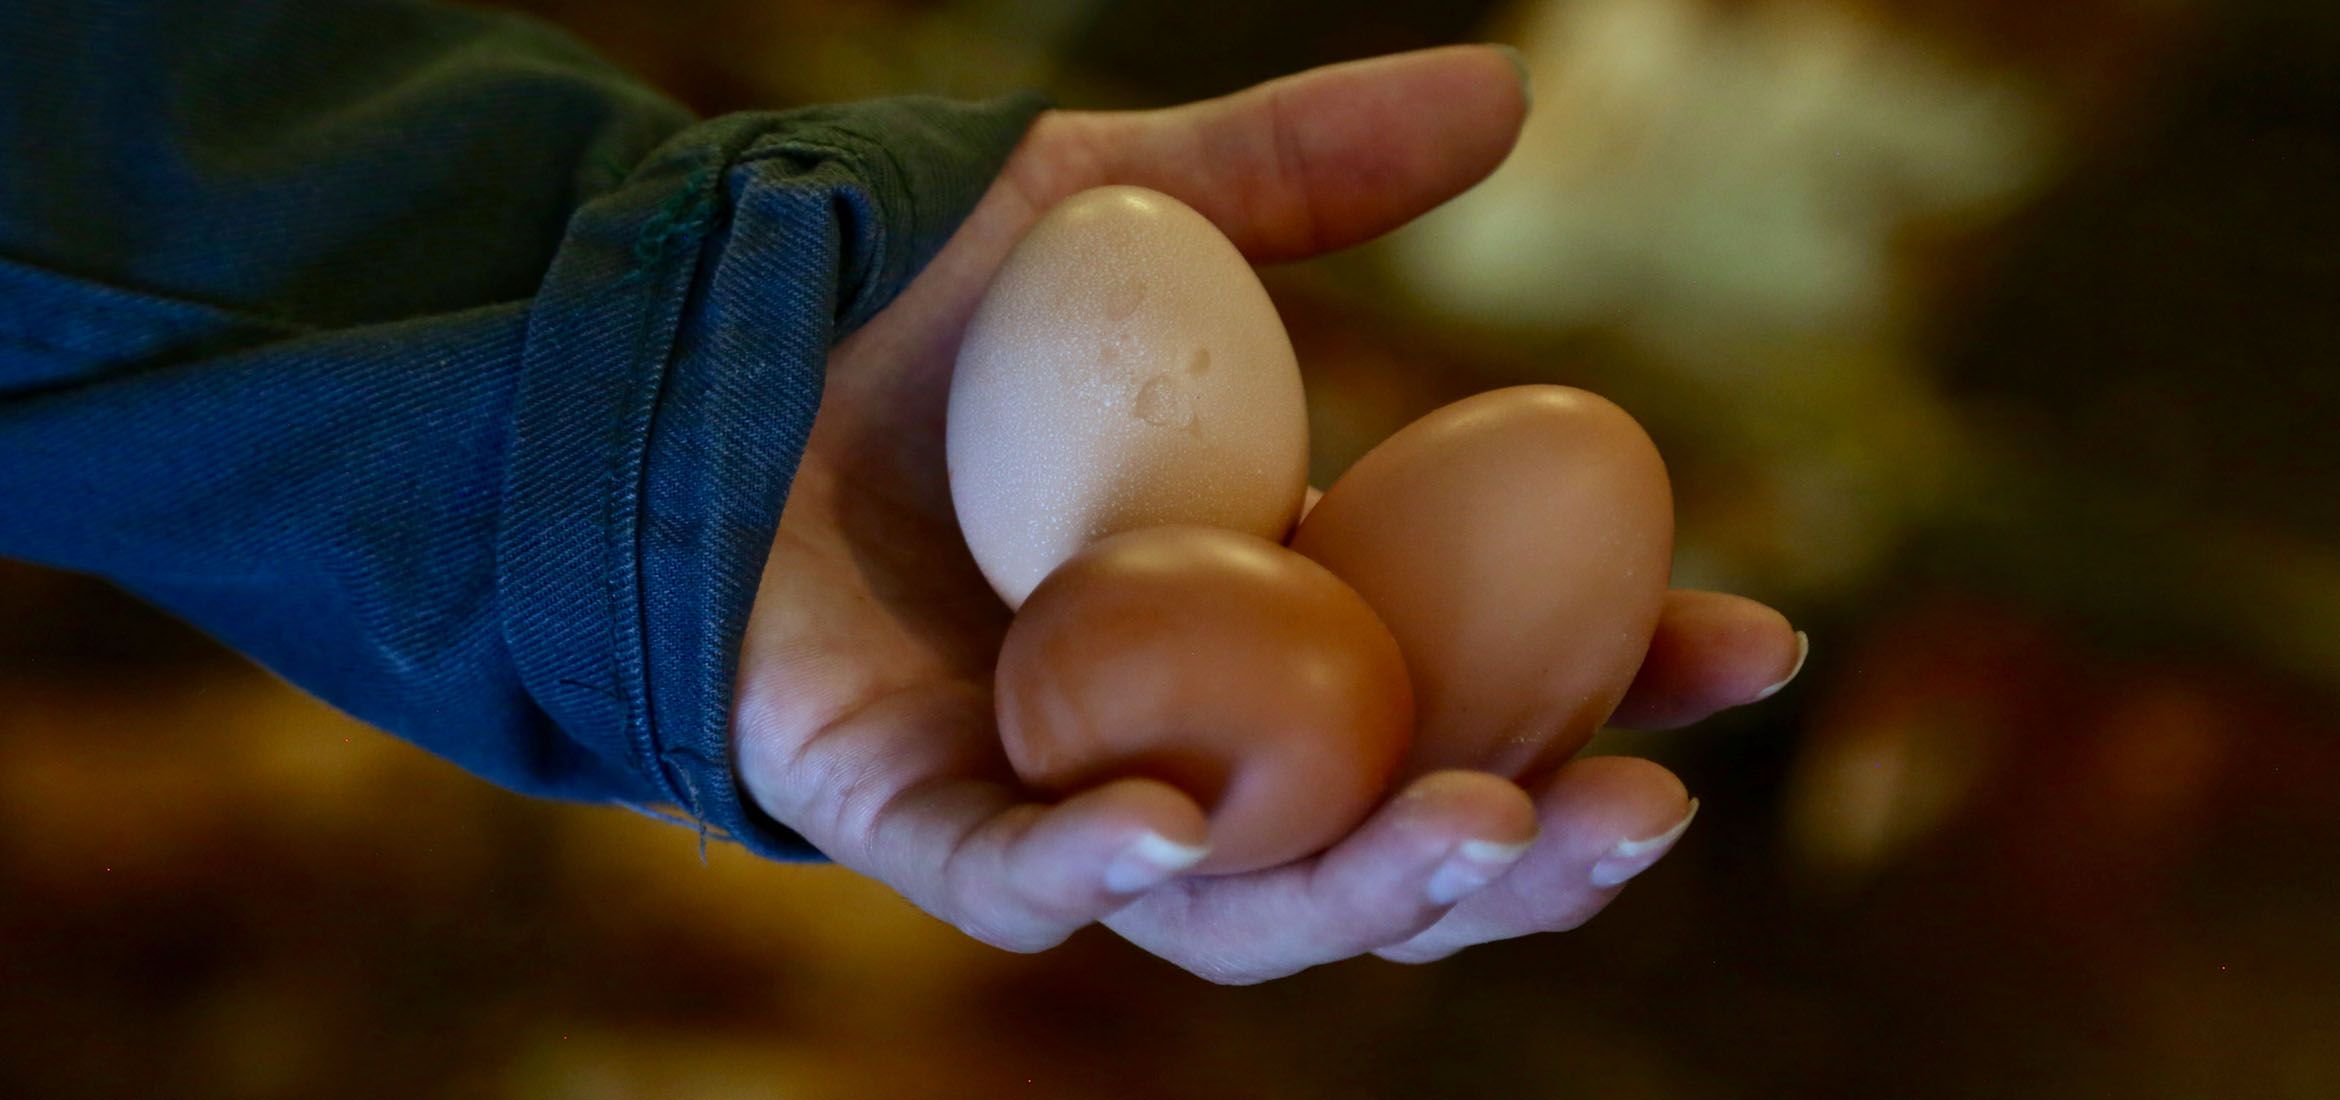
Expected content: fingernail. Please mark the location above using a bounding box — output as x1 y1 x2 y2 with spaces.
1103 831 1209 894
1491 43 1533 116
1754 631 1810 701
1589 799 1699 888
1425 837 1533 905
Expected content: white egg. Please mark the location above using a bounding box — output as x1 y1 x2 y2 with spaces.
948 185 1308 607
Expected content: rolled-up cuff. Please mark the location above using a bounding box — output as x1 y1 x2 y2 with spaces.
497 92 1048 860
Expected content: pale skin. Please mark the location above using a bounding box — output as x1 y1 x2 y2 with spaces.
731 45 1806 984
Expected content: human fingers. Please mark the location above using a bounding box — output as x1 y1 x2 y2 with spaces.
924 776 1215 952
1103 769 1538 985
1374 755 1695 964
741 685 1209 953
858 772 1215 954
841 44 1528 402
1609 590 1808 730
1057 44 1531 263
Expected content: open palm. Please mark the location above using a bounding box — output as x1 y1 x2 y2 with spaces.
729 46 1806 983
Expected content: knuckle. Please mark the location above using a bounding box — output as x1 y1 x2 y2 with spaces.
945 882 1084 954
1191 965 1266 987
1375 944 1457 966
1183 955 1288 987
1327 907 1438 960
1536 897 1608 935
1025 893 1099 926
955 914 1066 955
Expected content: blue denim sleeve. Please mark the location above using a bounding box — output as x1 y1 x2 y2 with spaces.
0 0 1047 860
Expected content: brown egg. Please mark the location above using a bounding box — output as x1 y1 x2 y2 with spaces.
1290 386 1674 783
995 526 1413 875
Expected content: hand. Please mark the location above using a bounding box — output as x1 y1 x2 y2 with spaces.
730 46 1808 984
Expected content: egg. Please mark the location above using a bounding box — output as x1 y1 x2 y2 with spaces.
1290 386 1674 783
949 185 1308 607
995 526 1413 875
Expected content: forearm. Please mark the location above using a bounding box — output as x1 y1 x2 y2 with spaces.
0 0 1044 856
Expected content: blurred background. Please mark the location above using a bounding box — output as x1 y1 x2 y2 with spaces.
5 0 2338 1095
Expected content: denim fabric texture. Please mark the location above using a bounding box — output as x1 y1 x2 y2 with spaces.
0 0 1048 860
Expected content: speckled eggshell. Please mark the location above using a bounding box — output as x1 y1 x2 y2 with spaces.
948 185 1308 608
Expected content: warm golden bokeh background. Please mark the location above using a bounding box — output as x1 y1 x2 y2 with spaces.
6 0 2338 1095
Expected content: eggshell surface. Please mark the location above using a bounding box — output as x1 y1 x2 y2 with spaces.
995 526 1413 875
949 186 1308 607
1290 386 1674 783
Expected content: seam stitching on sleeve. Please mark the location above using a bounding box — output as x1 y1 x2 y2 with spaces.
605 151 727 842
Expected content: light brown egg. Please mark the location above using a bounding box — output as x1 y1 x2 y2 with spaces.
1290 386 1674 783
995 526 1413 875
949 185 1308 607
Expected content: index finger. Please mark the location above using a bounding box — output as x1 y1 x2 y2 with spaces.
739 683 1211 953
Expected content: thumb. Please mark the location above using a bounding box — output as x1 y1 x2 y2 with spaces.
1062 44 1531 262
